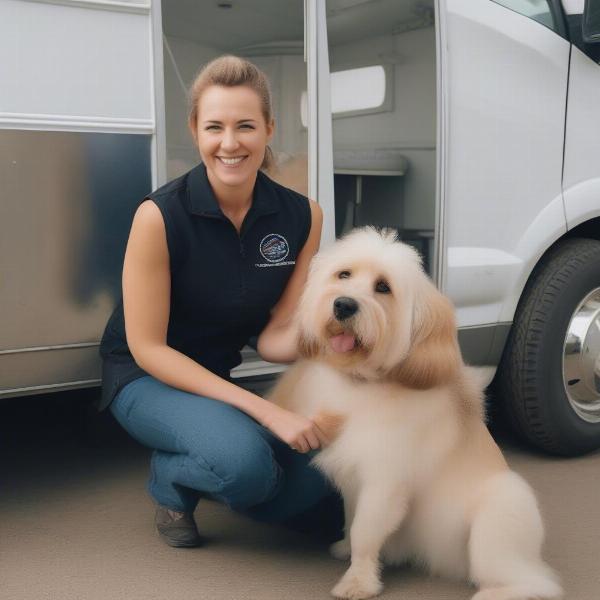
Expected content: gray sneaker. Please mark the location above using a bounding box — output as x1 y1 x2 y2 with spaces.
155 505 202 548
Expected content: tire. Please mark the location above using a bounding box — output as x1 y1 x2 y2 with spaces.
493 237 600 456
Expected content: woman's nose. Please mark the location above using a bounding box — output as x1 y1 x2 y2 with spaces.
220 128 240 152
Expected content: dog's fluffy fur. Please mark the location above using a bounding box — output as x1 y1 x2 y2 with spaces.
269 228 562 600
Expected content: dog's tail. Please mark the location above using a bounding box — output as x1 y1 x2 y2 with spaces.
468 471 563 600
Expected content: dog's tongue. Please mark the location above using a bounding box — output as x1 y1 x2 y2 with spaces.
330 333 356 353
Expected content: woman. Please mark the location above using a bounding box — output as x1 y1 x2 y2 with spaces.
99 56 341 547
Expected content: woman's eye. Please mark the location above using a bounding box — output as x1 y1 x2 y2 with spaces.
205 125 220 131
240 124 255 129
375 280 391 294
338 270 351 279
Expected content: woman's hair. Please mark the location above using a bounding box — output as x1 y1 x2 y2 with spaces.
188 55 274 170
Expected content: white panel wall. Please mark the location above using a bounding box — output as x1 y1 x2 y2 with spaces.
0 0 152 127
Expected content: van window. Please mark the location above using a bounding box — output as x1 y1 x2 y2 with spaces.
330 65 386 114
300 64 387 126
562 0 600 62
491 0 556 32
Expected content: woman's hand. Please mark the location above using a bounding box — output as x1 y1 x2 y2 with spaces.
261 404 329 453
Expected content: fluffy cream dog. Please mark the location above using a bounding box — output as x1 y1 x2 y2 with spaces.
269 228 562 600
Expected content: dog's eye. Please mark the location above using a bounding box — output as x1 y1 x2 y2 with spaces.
338 270 351 279
375 280 391 294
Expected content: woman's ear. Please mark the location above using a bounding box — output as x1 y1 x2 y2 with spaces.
188 117 198 145
266 118 275 143
388 279 462 389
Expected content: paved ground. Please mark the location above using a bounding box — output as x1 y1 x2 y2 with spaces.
1 387 599 600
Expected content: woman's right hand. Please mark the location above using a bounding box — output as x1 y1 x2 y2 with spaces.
261 404 329 453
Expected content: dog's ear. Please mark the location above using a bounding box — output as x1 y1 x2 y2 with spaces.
388 280 462 389
298 331 320 359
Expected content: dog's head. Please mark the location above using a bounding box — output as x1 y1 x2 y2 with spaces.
297 227 462 388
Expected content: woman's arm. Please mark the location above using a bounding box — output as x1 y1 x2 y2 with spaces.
257 199 323 363
122 200 327 452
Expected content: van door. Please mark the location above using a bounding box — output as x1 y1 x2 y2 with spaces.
441 0 570 350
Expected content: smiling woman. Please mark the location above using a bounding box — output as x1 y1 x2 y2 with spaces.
98 55 343 548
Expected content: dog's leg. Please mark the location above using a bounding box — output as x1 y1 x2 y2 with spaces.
329 485 357 561
331 484 407 600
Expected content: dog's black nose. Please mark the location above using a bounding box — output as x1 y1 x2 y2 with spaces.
333 297 359 321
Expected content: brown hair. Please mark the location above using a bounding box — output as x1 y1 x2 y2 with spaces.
188 55 275 170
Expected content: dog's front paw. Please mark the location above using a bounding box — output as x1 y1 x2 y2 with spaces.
331 565 382 599
329 538 351 561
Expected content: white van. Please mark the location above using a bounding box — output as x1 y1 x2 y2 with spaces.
2 0 600 455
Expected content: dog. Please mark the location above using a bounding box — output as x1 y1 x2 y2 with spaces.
268 227 562 600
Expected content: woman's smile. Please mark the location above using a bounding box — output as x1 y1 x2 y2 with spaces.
217 155 249 167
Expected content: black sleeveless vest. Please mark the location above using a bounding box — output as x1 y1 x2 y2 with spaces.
98 163 311 411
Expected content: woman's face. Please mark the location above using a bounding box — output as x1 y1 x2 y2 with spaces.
192 85 274 190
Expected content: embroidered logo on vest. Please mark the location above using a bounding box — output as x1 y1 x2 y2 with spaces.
255 233 295 268
259 233 290 263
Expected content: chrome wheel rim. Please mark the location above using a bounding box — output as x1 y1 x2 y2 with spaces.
562 287 600 424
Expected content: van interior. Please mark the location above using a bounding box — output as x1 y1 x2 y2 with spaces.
161 0 437 374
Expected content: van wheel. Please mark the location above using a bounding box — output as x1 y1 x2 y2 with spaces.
494 237 600 456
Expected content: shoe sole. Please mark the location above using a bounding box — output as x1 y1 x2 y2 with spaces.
159 534 201 548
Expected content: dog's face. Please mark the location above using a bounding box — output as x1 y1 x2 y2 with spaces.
297 227 461 388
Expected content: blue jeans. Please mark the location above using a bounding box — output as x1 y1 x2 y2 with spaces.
110 375 338 524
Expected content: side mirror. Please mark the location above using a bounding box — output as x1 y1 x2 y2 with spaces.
583 0 600 43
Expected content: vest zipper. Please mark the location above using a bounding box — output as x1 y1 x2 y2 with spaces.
202 212 249 302
223 220 246 299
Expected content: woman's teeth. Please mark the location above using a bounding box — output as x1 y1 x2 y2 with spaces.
219 156 246 165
